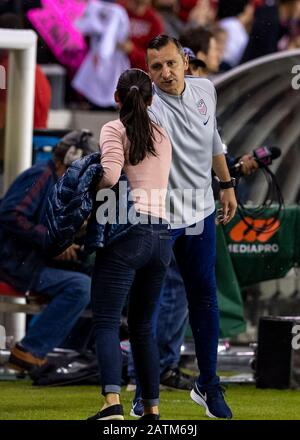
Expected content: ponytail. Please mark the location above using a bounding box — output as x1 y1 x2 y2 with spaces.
116 69 160 166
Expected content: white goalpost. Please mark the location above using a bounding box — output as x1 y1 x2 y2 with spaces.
0 29 37 343
0 29 37 192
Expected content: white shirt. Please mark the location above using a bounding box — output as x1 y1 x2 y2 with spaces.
72 0 130 107
220 17 249 67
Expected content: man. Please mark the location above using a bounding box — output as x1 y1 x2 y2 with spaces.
152 44 257 392
182 46 207 77
129 38 256 418
0 130 97 372
179 26 221 76
141 35 236 419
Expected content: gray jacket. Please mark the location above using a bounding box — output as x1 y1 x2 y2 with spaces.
149 76 224 228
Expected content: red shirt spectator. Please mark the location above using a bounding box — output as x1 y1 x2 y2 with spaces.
34 65 52 129
0 56 52 130
119 0 164 70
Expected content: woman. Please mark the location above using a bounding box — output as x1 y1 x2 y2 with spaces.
89 69 172 420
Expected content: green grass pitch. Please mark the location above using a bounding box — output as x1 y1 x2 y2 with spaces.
0 381 300 420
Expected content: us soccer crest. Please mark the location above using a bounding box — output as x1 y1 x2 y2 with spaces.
197 99 207 116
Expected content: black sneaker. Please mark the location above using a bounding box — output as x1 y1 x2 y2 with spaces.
160 368 193 390
190 382 233 419
139 413 160 421
87 404 124 420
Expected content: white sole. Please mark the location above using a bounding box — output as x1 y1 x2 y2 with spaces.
97 415 124 420
130 409 142 418
190 389 216 418
126 384 137 392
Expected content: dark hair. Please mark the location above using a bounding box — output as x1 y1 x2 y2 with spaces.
217 0 251 19
116 68 159 166
147 34 185 57
180 27 214 56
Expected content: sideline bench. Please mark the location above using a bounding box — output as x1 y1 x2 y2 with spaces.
0 281 91 317
0 281 46 315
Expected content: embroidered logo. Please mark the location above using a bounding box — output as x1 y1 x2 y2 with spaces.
197 99 207 116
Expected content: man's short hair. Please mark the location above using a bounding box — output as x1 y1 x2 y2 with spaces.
147 34 185 57
180 27 214 56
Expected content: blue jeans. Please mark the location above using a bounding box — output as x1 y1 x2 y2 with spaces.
127 253 187 380
156 253 188 372
21 267 91 358
91 222 172 407
167 212 219 385
133 213 219 399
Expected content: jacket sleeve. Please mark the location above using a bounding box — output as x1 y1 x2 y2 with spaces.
0 167 51 249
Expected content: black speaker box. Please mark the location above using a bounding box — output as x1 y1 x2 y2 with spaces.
256 316 300 389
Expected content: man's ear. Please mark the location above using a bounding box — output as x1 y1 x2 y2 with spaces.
183 54 189 73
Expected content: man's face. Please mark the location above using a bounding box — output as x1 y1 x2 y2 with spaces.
203 37 220 74
147 42 188 95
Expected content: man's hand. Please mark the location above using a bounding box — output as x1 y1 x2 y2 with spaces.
219 188 237 224
54 244 80 261
239 154 259 176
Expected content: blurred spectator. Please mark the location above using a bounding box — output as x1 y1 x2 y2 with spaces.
118 0 164 70
0 12 51 163
178 0 198 22
242 0 300 62
179 0 218 22
180 26 221 75
187 0 218 27
287 21 300 46
153 0 184 38
183 46 207 76
72 0 130 109
211 25 228 60
0 130 97 372
218 0 255 70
